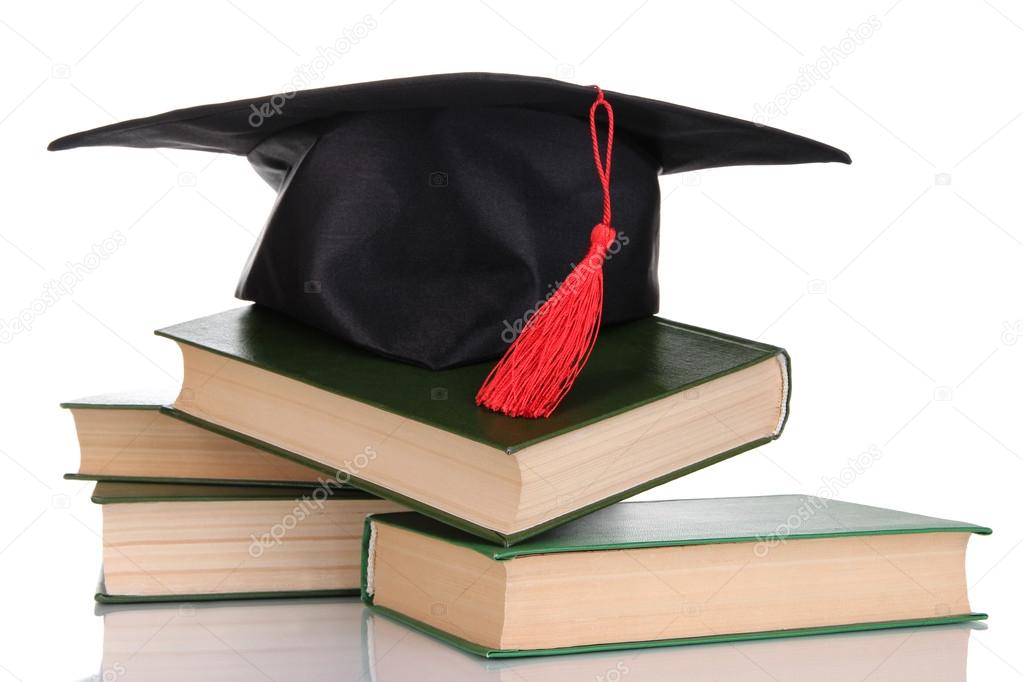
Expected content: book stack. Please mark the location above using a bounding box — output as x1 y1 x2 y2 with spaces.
52 73 989 658
64 389 405 600
66 307 791 602
66 305 990 654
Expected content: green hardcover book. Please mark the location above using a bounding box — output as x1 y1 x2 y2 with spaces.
63 390 330 487
92 480 404 603
361 495 990 658
156 305 792 545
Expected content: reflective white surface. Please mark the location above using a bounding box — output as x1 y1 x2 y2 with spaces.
88 597 976 682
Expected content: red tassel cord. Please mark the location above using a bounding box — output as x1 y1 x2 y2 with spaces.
476 87 617 418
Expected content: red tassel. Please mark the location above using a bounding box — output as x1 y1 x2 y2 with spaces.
476 87 617 418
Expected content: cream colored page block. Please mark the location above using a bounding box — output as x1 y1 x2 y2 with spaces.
370 522 971 651
73 408 324 482
176 345 523 528
369 523 507 648
499 532 971 649
514 357 785 527
102 498 402 595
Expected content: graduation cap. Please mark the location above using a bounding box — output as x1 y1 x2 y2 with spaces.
49 72 849 418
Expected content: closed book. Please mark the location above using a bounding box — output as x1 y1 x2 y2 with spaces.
63 390 328 487
361 495 989 657
93 481 403 602
157 305 791 545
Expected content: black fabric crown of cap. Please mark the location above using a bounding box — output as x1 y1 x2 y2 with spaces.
49 72 849 372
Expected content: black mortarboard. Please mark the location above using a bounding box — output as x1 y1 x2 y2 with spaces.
50 72 848 417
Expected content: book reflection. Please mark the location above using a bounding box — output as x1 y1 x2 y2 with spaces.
98 597 974 681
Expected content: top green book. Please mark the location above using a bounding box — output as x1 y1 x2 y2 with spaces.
157 306 785 452
156 306 791 544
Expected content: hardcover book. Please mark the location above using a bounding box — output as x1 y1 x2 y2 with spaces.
64 391 327 487
361 495 989 657
157 306 791 545
93 481 403 602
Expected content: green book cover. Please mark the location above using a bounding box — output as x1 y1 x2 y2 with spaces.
61 388 178 410
93 576 356 604
90 480 377 504
362 495 990 658
156 306 790 545
156 306 787 453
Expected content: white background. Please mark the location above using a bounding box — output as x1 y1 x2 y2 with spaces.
2 1 1021 680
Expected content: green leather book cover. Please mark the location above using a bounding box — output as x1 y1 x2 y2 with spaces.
361 496 990 657
364 494 991 559
93 573 358 603
61 389 177 411
90 480 379 504
156 305 788 454
66 472 326 488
